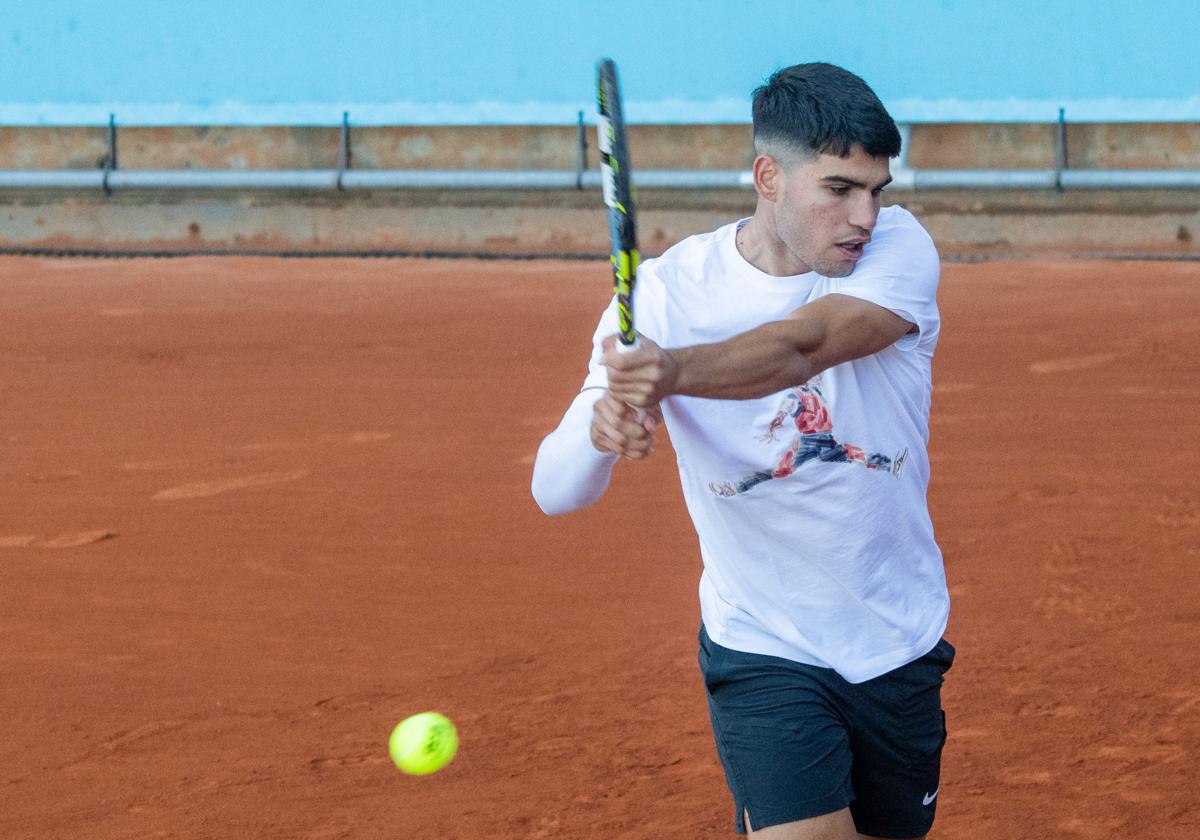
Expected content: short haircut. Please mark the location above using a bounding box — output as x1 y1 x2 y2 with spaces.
752 63 901 160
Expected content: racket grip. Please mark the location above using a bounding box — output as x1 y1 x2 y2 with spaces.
613 337 646 422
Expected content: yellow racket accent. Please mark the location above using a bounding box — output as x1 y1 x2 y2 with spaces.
613 248 640 344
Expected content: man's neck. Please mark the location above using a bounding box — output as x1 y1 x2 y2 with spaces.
735 212 812 277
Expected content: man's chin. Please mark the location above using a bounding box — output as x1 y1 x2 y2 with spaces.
815 260 856 278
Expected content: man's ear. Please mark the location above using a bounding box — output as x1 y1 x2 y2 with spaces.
753 154 782 202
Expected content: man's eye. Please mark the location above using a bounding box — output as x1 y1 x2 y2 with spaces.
829 186 849 196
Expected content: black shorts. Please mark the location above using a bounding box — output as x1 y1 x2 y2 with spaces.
698 625 954 839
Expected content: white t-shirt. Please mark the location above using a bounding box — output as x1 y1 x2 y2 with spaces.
569 205 948 683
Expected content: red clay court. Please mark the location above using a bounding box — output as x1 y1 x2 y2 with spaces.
1 255 1197 838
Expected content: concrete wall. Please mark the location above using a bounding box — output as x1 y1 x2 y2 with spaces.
0 124 758 171
5 122 1200 170
1 123 1197 259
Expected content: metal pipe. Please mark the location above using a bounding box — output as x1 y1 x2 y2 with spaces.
0 171 106 189
575 110 587 190
336 111 351 190
914 169 1059 190
1060 170 1200 189
113 170 341 189
1055 107 1068 193
103 113 118 195
342 169 587 189
632 170 754 188
896 124 913 171
0 167 1197 192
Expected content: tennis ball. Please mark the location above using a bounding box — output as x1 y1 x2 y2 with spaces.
388 712 458 775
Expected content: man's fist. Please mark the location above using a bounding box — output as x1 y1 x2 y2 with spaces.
601 334 680 408
590 390 661 459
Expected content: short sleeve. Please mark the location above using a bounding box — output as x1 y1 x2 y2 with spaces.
830 207 940 353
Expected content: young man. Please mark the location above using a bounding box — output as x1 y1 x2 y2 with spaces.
532 63 953 840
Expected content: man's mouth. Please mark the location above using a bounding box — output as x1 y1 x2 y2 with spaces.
835 238 869 259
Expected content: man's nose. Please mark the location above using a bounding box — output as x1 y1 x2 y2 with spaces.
849 194 879 232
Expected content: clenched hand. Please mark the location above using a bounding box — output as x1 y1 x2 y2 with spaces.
590 390 662 459
601 334 680 408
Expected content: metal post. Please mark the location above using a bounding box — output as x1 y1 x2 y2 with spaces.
575 110 587 190
1055 107 1068 193
102 113 118 196
337 111 351 191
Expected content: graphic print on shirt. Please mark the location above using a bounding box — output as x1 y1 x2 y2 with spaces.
708 377 908 497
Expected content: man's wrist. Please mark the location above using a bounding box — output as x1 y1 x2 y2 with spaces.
664 345 697 397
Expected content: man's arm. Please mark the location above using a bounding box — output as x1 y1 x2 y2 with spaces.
602 293 914 406
531 388 660 516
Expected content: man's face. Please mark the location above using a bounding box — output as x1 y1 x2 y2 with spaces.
769 145 892 277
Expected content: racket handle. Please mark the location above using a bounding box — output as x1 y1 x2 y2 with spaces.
613 336 646 422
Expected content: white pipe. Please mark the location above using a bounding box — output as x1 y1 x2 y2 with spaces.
896 125 913 171
0 167 1197 191
1060 170 1200 189
342 170 583 189
0 171 105 188
914 170 1059 189
112 170 339 189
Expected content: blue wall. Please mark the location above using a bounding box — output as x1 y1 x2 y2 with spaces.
3 1 1198 124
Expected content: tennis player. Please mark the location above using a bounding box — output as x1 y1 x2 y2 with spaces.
532 63 952 840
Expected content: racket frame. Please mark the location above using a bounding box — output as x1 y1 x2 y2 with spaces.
596 58 640 352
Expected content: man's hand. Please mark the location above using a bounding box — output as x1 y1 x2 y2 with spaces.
601 334 680 408
590 390 662 459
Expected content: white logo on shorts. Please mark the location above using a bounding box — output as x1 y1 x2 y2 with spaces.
922 786 939 806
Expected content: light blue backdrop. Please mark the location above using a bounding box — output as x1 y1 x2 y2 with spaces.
3 0 1197 124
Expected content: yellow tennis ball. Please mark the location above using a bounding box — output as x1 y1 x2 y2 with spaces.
388 712 458 776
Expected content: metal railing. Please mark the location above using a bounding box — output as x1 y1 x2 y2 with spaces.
1 113 1197 193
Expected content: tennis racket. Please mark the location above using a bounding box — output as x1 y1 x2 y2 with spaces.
596 58 639 351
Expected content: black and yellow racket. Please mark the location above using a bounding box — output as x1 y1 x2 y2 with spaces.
596 58 639 351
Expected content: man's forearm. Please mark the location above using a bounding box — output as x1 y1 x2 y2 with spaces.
602 295 908 406
531 390 619 516
670 318 825 400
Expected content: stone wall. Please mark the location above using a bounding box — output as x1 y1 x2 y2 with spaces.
1 123 1197 258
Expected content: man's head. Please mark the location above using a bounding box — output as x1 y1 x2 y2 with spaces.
752 62 900 163
742 63 901 278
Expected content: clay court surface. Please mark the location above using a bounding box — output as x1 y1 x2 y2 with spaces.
1 254 1197 839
